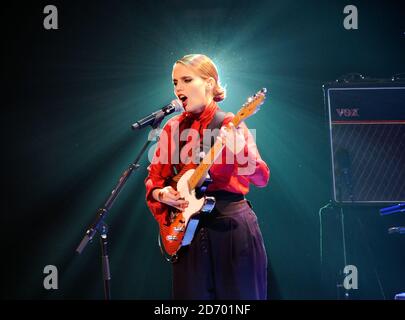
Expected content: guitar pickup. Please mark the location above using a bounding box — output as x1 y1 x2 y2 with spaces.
166 235 178 241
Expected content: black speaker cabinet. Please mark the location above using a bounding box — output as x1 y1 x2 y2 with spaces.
323 81 405 204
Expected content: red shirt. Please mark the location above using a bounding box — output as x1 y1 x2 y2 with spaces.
144 101 270 224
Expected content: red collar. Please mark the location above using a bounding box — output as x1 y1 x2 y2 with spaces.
181 100 218 124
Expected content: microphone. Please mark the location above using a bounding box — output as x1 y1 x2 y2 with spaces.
131 99 183 130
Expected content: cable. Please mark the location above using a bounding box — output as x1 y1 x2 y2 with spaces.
319 201 333 267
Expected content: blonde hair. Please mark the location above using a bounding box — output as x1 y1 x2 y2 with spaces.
175 54 226 102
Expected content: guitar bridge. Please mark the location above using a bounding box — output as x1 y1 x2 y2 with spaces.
166 235 178 241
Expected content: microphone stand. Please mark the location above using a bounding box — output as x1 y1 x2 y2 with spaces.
75 111 166 300
320 176 351 299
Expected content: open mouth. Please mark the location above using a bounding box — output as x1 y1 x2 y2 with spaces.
178 94 188 108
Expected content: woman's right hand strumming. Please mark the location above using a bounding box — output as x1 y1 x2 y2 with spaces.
153 186 189 211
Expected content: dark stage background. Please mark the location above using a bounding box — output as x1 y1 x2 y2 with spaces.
2 0 404 300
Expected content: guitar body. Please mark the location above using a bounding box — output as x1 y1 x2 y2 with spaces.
159 169 216 257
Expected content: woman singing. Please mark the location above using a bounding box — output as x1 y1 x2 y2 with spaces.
144 54 270 299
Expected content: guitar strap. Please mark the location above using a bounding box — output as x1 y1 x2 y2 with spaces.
200 109 227 155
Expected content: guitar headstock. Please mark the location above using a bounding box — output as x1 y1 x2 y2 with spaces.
234 88 267 124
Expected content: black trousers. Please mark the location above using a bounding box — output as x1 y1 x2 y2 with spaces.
172 199 268 300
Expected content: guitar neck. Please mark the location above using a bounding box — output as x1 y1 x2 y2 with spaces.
188 116 242 190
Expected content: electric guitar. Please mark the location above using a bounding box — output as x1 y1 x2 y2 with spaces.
158 88 267 261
